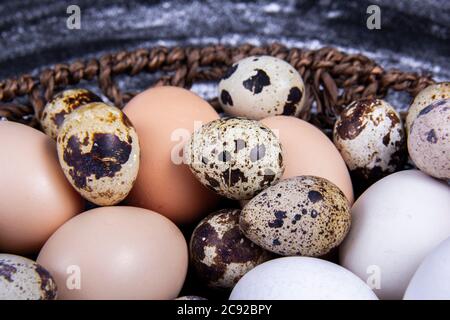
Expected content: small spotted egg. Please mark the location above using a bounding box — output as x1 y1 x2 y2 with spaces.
0 254 57 300
240 176 351 257
408 99 450 180
57 102 140 206
175 296 207 300
333 99 406 182
406 82 449 135
190 209 272 289
218 56 306 120
41 89 102 140
184 117 284 200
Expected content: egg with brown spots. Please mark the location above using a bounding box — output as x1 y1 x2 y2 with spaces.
218 56 306 120
0 254 57 300
184 117 284 200
41 89 102 140
406 82 450 135
57 102 140 206
240 176 351 257
190 209 272 289
408 99 450 180
333 99 406 183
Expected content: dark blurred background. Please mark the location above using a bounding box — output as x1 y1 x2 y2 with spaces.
0 0 449 107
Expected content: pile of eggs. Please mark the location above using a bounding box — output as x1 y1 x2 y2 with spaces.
0 55 449 300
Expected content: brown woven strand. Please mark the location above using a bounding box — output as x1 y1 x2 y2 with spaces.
0 43 435 130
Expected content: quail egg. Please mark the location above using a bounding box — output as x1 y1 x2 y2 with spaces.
240 176 351 257
184 117 284 200
0 254 57 300
218 56 306 120
406 82 450 134
333 98 406 182
408 99 449 180
190 208 272 289
57 102 140 206
41 89 102 139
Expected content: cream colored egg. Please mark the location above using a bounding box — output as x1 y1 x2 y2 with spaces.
56 102 140 206
408 99 450 180
218 56 306 120
184 117 284 200
406 82 450 134
240 176 351 257
37 206 188 300
333 99 405 182
41 89 102 140
0 254 57 300
190 209 272 289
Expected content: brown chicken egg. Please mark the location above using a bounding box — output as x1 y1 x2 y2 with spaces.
261 116 354 204
123 86 221 225
0 121 83 254
190 208 272 289
37 206 188 300
56 102 140 206
41 89 102 140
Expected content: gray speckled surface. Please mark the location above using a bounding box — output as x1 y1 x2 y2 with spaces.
0 0 449 110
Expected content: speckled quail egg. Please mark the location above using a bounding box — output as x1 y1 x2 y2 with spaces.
41 89 102 139
0 254 57 300
175 296 207 300
190 209 272 289
57 102 140 206
408 99 450 180
406 82 450 134
333 99 406 182
240 176 351 257
184 117 284 200
218 56 306 120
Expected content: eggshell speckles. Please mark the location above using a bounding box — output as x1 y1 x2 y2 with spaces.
41 89 102 140
333 99 406 182
408 99 450 180
57 102 140 206
190 209 272 289
0 254 57 300
240 176 351 257
184 118 284 200
406 82 450 134
218 56 306 120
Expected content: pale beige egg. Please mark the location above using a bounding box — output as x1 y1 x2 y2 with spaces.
0 121 83 254
37 206 188 300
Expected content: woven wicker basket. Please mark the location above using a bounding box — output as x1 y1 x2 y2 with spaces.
0 43 435 133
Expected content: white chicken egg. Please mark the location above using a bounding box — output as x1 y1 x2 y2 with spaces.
340 170 450 300
404 236 450 300
229 257 378 300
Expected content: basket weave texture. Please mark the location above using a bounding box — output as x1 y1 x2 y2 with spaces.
0 43 435 130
